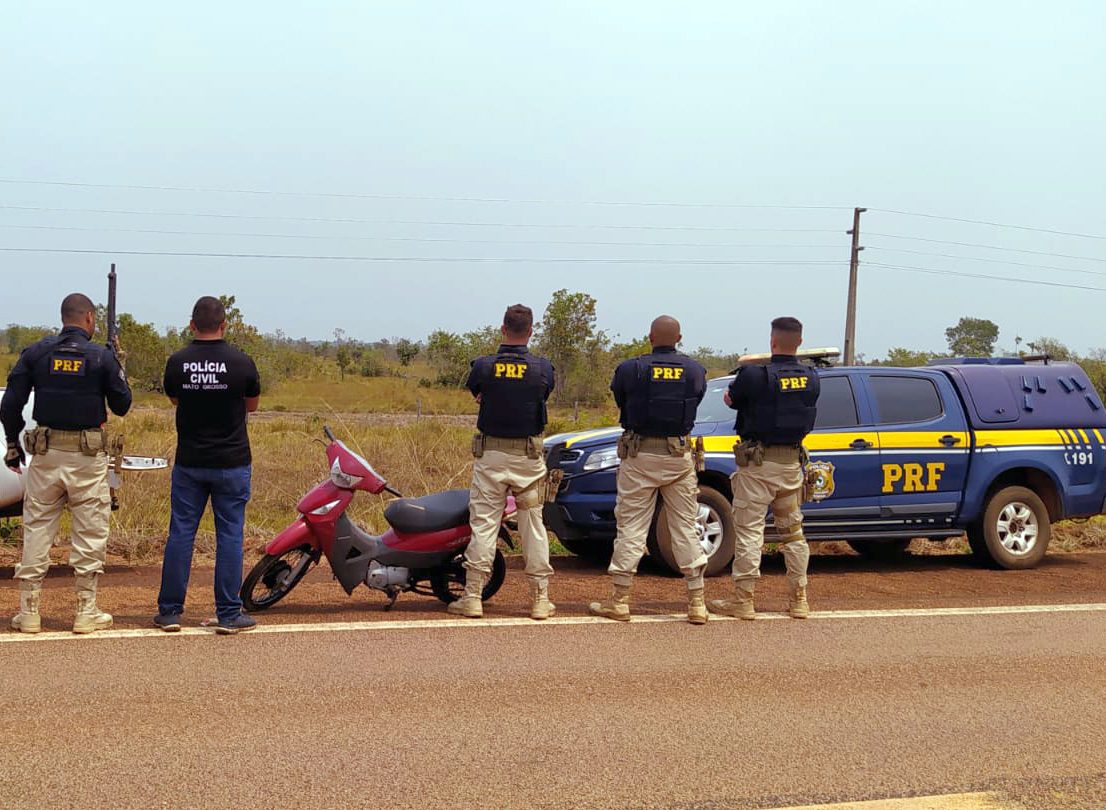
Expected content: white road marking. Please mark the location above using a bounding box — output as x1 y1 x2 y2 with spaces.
765 791 1017 809
2 601 1105 643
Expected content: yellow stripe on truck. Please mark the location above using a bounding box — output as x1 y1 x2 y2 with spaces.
563 428 623 448
877 431 968 449
973 429 1073 447
701 433 881 453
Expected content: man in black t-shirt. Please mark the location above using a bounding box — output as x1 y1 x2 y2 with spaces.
155 296 261 634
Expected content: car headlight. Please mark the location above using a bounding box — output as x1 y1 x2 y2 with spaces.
582 446 620 471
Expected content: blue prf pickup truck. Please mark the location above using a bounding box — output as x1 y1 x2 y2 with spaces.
542 356 1106 574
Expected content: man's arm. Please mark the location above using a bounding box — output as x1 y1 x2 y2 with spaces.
543 359 555 401
103 350 132 417
726 367 754 412
1 352 33 442
690 361 707 405
163 356 181 408
609 361 628 409
465 359 482 400
244 357 261 413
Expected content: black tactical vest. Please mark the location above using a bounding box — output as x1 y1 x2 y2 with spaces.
624 354 700 437
477 350 547 438
742 360 818 445
28 334 111 430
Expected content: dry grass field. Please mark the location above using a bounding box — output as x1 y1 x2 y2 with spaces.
1 363 1103 565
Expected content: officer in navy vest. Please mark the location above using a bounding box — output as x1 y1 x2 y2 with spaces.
449 304 557 620
589 315 710 624
711 316 821 621
1 292 131 635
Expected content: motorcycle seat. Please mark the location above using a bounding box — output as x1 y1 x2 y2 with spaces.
384 488 471 534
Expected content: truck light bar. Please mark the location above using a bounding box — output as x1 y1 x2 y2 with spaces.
731 347 841 372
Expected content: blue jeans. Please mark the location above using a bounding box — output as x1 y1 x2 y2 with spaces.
158 464 252 621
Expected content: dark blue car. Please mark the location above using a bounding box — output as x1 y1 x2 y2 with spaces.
543 358 1106 574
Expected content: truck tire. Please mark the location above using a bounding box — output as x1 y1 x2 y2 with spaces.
970 485 1051 569
846 538 911 561
648 485 735 578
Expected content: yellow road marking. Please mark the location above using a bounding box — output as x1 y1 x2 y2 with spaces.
767 791 1019 809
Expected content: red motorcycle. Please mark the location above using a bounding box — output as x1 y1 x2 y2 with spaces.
241 426 513 611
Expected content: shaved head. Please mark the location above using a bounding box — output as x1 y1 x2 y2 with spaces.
649 315 681 348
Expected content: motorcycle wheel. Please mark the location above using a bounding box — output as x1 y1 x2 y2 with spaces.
430 529 509 604
241 545 318 611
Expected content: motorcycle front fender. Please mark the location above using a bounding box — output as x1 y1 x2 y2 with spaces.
265 518 315 556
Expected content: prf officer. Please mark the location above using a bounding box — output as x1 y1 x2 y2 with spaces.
590 315 709 624
2 293 131 634
449 304 556 620
710 316 820 620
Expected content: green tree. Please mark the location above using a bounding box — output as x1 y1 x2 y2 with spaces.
117 313 170 392
945 317 999 357
880 347 939 367
534 289 610 404
423 326 499 386
1025 336 1073 361
610 336 651 362
395 338 420 366
334 329 352 380
4 324 53 354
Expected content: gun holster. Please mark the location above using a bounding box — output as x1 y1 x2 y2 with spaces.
693 436 706 472
471 433 486 459
616 432 640 460
23 427 49 455
733 439 764 468
78 429 107 457
545 468 564 503
799 445 816 502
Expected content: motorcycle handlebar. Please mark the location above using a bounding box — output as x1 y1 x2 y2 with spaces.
383 485 403 498
323 426 336 442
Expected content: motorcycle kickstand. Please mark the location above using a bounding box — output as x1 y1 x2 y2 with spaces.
382 587 400 611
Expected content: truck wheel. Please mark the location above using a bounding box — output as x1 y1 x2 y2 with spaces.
846 539 911 561
972 486 1051 569
648 486 735 578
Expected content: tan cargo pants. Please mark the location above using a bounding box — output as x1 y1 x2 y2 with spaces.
730 459 808 588
15 447 111 584
609 450 708 589
466 450 554 582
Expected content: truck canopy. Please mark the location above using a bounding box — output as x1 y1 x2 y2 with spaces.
940 362 1106 429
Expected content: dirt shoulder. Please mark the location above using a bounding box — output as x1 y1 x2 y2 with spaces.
3 550 1105 633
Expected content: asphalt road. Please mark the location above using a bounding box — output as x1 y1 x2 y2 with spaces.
1 602 1104 809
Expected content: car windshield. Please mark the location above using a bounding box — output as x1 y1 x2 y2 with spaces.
695 380 734 423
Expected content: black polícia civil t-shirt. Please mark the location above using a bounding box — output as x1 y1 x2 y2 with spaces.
163 339 261 468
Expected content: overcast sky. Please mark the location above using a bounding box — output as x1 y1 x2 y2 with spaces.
3 1 1104 359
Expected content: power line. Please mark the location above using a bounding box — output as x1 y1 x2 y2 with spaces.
866 245 1106 277
871 208 1106 241
866 232 1106 264
0 222 842 250
866 262 1106 292
0 177 851 211
0 247 846 264
0 204 840 234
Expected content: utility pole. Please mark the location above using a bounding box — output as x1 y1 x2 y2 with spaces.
842 206 866 365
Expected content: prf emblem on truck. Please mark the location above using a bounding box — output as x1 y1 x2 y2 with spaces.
881 462 945 493
805 460 836 501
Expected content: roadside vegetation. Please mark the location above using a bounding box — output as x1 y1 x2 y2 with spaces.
2 298 1104 563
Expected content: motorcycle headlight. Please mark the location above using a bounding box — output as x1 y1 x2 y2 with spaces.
330 457 363 489
582 446 620 472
